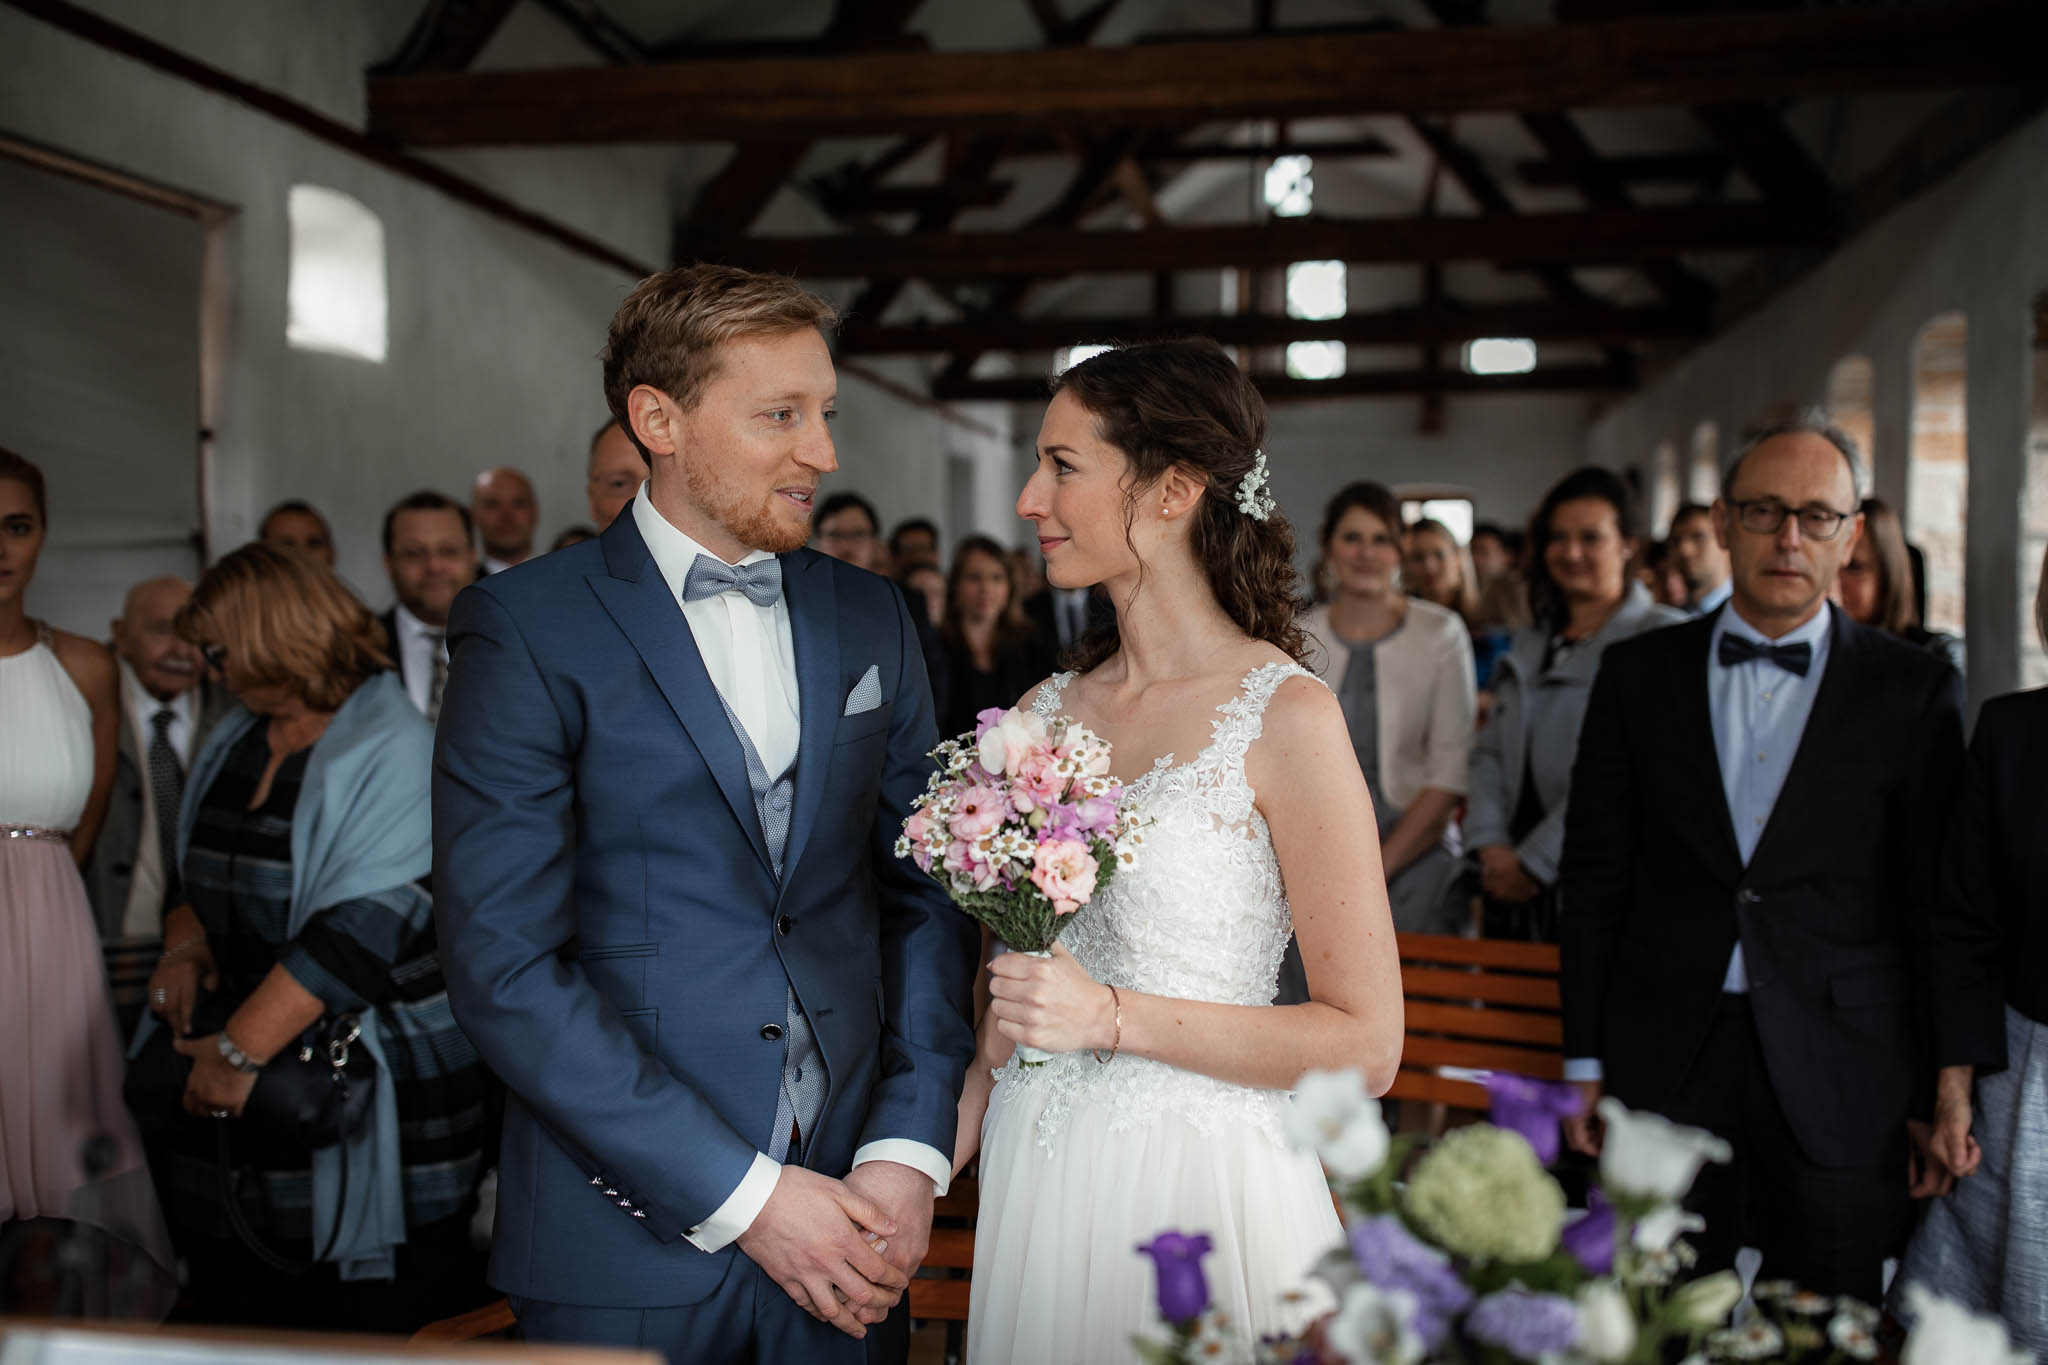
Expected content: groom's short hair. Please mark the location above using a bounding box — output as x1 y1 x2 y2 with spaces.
601 265 837 457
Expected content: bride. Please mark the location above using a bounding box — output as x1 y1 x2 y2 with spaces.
953 339 1404 1362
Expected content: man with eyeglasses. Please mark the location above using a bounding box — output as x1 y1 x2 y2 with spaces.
1557 416 1969 1301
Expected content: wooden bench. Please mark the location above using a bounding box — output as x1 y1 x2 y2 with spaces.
1386 932 1564 1112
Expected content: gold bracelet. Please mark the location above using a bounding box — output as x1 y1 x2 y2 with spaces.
1092 984 1122 1064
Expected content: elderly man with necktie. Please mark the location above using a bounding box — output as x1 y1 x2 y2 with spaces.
1558 416 1969 1301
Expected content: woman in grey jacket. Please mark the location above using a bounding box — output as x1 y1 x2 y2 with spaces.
1466 467 1684 941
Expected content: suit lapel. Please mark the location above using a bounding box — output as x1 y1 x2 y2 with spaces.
1677 616 1745 876
587 512 774 877
781 550 841 884
1748 606 1858 875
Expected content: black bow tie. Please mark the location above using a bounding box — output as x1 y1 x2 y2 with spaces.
1717 633 1813 677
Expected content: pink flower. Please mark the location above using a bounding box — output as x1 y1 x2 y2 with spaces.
943 839 998 891
977 708 1049 778
904 807 934 847
1070 795 1118 835
1010 752 1067 810
951 785 1009 841
1029 839 1099 916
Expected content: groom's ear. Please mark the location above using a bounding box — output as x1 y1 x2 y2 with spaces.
628 384 684 460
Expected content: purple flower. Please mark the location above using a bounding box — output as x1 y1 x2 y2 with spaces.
1347 1215 1472 1349
1466 1286 1582 1358
1485 1073 1584 1167
974 707 1007 738
1561 1188 1618 1276
1136 1231 1214 1324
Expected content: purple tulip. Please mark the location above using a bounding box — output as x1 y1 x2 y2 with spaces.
1348 1215 1473 1349
1561 1188 1618 1276
1485 1072 1584 1167
1136 1231 1215 1324
1466 1286 1582 1358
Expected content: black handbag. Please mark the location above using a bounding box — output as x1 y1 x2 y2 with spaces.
126 999 377 1150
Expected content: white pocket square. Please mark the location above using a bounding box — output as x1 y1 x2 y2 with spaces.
843 665 884 716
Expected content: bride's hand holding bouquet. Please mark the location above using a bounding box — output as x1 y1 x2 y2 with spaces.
897 702 1146 1069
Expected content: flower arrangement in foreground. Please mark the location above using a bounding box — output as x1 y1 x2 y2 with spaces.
1136 1070 2035 1365
895 704 1145 1064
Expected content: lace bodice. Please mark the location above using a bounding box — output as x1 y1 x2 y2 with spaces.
990 660 1320 1152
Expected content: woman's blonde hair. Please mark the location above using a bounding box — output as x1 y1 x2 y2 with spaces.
177 542 390 712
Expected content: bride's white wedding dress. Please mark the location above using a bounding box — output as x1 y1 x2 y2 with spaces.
967 662 1345 1364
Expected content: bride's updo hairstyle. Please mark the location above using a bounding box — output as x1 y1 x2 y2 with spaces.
1053 338 1305 672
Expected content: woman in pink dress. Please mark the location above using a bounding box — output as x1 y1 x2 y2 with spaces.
0 449 174 1317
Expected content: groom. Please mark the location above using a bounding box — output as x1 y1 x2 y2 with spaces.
433 265 978 1363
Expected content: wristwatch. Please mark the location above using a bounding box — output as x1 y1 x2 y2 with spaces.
217 1032 263 1075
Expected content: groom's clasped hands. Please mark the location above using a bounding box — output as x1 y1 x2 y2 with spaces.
736 1161 931 1340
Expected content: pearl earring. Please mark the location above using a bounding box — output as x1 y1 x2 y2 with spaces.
1161 505 1170 517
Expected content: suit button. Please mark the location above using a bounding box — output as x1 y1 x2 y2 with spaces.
1738 889 1760 904
777 915 792 936
761 1024 783 1041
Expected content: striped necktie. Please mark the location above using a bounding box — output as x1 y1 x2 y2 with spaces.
147 708 183 894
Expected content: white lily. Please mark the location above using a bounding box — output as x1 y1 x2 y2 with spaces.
1574 1279 1636 1363
1596 1098 1732 1203
1324 1282 1423 1365
1285 1069 1390 1180
1631 1203 1705 1252
1901 1285 2033 1365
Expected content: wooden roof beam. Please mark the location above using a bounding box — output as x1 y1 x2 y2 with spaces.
839 301 1710 355
367 3 2033 147
932 362 1636 403
696 205 1828 280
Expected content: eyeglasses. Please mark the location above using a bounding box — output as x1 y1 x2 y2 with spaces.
1730 498 1855 541
200 642 227 671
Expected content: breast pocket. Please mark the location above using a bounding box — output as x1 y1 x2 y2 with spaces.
836 702 893 745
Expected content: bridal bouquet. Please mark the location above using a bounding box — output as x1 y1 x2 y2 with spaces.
896 704 1145 1064
1137 1072 2033 1365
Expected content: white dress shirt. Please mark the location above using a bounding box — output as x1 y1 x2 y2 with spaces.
1692 577 1734 616
631 485 951 1251
118 661 196 941
1563 603 1835 1084
1708 602 1834 992
391 603 451 719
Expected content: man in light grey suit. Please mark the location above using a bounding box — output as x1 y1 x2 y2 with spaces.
84 576 225 1033
433 265 978 1364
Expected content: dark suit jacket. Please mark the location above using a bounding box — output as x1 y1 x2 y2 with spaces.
431 506 979 1308
1926 687 2048 1075
1560 606 1966 1169
1022 587 1113 665
82 674 229 939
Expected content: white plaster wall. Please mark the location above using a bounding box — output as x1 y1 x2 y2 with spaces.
0 1 669 603
1587 112 2048 705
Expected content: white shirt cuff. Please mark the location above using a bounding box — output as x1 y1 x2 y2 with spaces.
852 1140 953 1198
684 1151 781 1253
1562 1057 1604 1083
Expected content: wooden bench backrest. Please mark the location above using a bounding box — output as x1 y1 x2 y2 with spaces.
1386 932 1563 1111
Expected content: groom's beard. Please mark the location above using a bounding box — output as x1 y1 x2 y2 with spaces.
684 457 812 554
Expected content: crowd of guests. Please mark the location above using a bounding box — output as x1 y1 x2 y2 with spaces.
2 402 2044 1355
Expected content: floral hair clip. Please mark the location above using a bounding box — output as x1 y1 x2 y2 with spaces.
1235 448 1276 522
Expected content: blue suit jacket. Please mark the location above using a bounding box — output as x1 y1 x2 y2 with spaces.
432 505 978 1308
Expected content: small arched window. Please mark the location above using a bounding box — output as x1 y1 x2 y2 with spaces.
1650 440 1680 535
1909 312 1969 636
1826 354 1876 482
1688 421 1720 503
286 185 387 363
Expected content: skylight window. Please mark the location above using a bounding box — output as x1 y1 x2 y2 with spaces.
1463 337 1537 376
1263 155 1314 219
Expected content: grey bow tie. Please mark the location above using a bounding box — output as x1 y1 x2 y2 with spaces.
683 553 783 607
